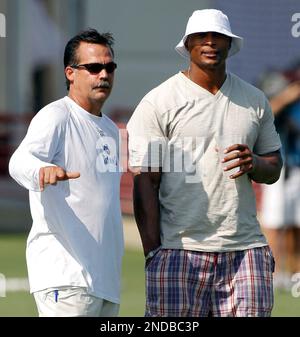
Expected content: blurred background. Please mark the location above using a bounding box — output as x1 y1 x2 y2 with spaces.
0 0 300 316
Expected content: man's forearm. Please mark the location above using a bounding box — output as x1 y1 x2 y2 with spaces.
133 172 161 256
248 152 283 184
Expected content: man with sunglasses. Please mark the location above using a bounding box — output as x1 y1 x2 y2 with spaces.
127 9 282 316
9 29 123 316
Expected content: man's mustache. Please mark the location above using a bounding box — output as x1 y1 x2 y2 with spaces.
94 80 110 89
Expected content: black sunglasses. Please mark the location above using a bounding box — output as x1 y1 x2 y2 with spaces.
71 62 117 74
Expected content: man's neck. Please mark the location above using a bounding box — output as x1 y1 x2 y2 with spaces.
187 64 227 95
68 93 103 117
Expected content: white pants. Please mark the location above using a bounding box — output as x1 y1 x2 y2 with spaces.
33 287 119 317
261 167 300 229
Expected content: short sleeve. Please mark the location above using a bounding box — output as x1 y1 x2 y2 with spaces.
254 97 282 155
127 100 167 168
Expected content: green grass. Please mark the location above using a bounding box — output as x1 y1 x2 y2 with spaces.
119 249 145 316
0 234 300 317
0 234 28 277
0 234 145 317
0 292 37 317
272 290 300 317
0 234 36 317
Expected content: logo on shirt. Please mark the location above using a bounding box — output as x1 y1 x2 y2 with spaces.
96 137 119 172
99 143 111 165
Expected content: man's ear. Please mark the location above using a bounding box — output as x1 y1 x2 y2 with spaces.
65 66 75 85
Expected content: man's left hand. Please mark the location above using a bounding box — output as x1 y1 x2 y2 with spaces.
222 143 256 179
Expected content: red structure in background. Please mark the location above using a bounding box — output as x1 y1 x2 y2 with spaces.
0 122 10 175
0 113 33 175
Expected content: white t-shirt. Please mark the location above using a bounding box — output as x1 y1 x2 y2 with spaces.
9 96 124 303
127 72 281 252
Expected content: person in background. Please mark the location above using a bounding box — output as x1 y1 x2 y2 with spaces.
127 9 282 317
9 29 124 316
259 63 300 290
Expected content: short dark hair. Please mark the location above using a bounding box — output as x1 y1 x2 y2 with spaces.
64 28 115 90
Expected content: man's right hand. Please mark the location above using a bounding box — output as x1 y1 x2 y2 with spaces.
39 166 80 191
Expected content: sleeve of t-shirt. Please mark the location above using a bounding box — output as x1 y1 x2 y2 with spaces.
127 100 167 168
8 105 68 191
253 96 282 155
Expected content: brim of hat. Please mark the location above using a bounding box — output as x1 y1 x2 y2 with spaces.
175 31 243 58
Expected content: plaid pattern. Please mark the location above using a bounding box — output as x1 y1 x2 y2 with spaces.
145 246 275 317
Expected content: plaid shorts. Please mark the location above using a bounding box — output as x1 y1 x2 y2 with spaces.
145 246 275 317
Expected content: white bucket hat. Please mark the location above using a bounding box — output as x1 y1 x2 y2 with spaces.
175 9 243 58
